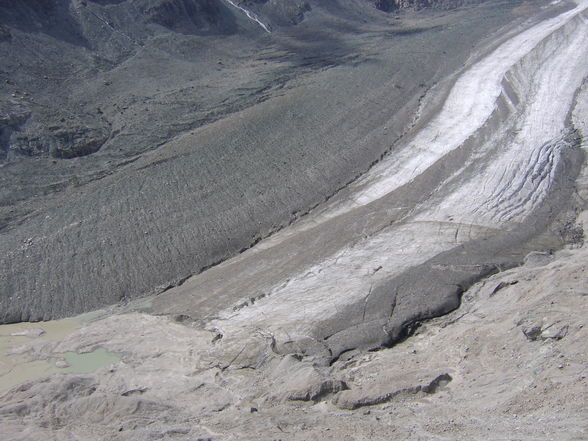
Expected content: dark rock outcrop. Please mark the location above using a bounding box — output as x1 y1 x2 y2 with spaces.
140 0 238 34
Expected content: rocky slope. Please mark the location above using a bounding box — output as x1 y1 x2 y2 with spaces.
1 0 514 322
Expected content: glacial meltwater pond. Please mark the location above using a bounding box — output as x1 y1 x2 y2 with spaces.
0 313 121 392
60 348 121 374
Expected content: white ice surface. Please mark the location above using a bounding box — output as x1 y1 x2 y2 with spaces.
345 0 588 211
418 11 588 227
212 221 494 335
211 2 588 336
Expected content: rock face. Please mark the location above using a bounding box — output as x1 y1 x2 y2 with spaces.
332 372 452 409
0 0 487 162
0 0 240 161
9 111 110 159
140 0 237 33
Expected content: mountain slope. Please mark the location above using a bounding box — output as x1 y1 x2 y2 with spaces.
0 0 513 322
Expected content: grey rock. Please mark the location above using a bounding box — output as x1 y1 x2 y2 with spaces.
522 323 543 341
0 24 10 42
287 378 348 402
333 372 452 410
522 320 569 341
490 280 519 297
524 251 555 267
369 0 489 11
272 365 347 402
540 323 569 340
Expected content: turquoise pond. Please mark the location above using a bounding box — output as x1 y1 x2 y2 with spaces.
61 348 121 374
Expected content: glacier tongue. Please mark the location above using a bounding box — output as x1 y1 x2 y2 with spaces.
348 0 588 211
201 1 588 358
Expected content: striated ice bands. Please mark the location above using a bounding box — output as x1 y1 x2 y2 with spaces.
347 0 588 210
209 1 588 346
